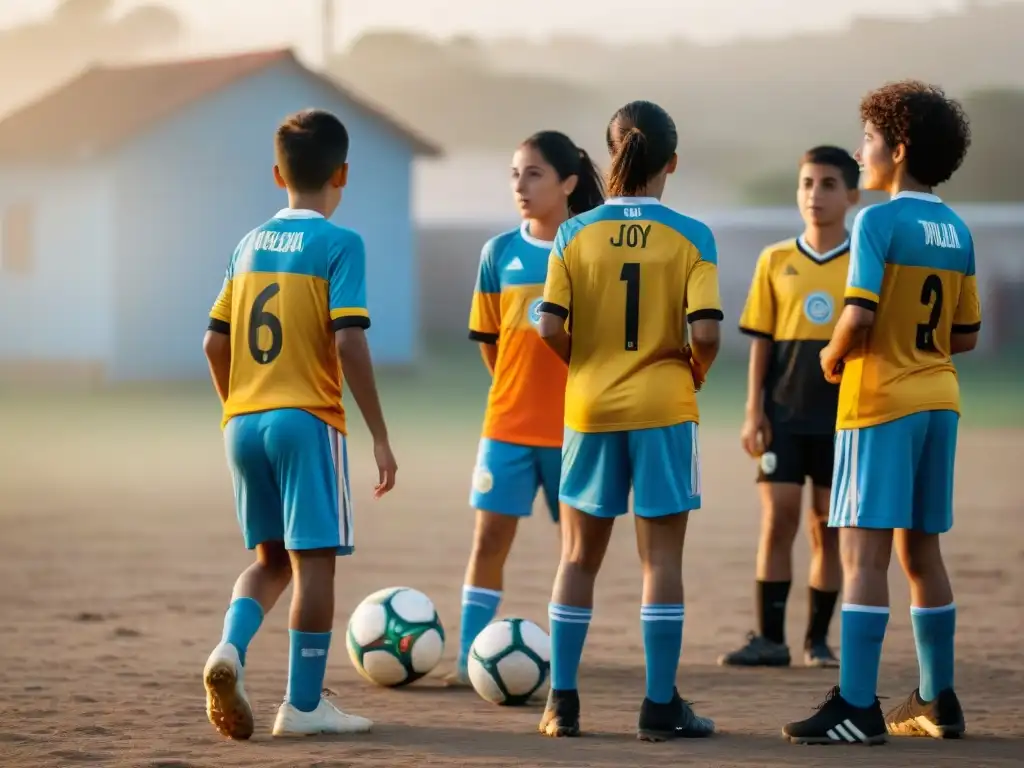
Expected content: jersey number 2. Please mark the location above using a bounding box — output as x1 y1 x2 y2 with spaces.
916 274 943 352
620 262 640 351
249 283 283 365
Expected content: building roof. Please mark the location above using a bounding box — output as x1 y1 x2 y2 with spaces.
0 48 440 162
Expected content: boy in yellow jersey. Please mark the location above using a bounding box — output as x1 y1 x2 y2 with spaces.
200 109 396 740
784 82 978 745
536 101 721 742
451 131 604 685
721 146 859 670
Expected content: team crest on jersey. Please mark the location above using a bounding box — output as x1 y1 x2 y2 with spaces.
803 291 834 325
472 466 494 494
528 297 544 328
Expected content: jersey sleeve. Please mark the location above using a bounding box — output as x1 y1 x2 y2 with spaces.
952 239 982 334
846 206 891 310
685 227 724 323
208 246 237 334
468 239 501 343
738 250 775 339
539 224 572 319
328 230 370 331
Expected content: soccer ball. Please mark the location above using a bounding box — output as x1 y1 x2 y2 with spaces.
468 618 550 705
346 587 445 687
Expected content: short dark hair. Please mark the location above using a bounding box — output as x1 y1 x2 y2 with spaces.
605 101 678 198
274 109 350 192
860 81 971 187
801 145 859 190
522 131 605 214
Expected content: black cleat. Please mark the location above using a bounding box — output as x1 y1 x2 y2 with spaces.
885 688 965 739
803 641 839 668
637 689 715 741
783 686 887 745
539 689 581 738
718 632 791 667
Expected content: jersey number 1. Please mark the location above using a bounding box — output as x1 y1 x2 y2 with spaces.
249 282 283 365
916 274 943 352
620 262 640 351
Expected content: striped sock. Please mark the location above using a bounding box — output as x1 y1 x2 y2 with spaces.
911 603 956 701
839 604 889 708
641 604 685 704
457 586 502 674
548 603 592 691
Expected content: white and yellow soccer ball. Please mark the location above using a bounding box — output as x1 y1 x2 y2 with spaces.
468 618 550 705
346 587 445 687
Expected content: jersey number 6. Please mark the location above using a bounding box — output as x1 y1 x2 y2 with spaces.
915 274 943 352
248 282 283 365
620 262 640 351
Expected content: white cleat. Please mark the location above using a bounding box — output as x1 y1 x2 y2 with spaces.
272 697 373 737
203 642 254 740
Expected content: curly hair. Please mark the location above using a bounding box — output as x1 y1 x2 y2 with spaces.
859 80 971 187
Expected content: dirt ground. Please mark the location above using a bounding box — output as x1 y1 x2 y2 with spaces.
1 404 1022 767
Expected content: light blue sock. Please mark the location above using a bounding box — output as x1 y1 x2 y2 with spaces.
286 630 331 713
641 604 684 704
549 603 592 691
911 603 956 701
839 604 889 708
458 586 502 673
220 596 264 666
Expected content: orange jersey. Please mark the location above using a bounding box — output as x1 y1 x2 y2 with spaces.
468 223 567 447
541 197 723 433
839 192 982 429
208 209 370 433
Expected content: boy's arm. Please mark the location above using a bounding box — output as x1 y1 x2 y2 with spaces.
951 239 982 355
822 206 889 381
204 269 234 403
329 232 395 495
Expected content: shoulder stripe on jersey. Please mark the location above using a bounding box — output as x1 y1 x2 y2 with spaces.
539 301 569 319
208 318 230 335
688 308 725 323
332 315 371 331
469 330 499 344
952 322 981 335
739 325 772 340
845 296 878 311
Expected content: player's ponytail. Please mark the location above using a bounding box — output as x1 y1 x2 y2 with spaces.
605 100 678 198
522 131 605 216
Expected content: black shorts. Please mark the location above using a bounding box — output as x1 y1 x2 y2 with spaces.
756 428 834 488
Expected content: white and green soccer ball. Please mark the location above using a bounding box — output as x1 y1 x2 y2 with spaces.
468 618 551 705
346 587 445 687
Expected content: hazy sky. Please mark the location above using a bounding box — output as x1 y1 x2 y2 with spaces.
0 0 1013 50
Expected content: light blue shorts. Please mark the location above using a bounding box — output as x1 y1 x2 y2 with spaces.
559 422 701 518
469 438 561 521
224 408 353 554
829 410 958 534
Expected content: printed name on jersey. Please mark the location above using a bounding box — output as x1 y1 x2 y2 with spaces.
609 223 651 248
623 207 643 218
919 220 962 249
253 230 304 253
803 291 835 324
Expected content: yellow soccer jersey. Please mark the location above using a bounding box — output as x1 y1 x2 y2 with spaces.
739 236 849 433
208 209 370 433
540 196 723 433
839 192 982 429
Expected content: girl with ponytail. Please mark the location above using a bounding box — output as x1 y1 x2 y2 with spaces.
450 132 604 686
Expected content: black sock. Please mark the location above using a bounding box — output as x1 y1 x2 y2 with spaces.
757 580 791 645
805 587 839 648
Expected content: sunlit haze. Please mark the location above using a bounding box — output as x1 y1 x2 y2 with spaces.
0 0 1005 52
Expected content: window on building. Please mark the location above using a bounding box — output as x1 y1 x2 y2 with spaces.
1 201 34 275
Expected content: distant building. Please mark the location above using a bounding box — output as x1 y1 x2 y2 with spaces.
0 49 439 383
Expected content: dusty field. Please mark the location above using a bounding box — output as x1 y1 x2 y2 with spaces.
1 384 1022 768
